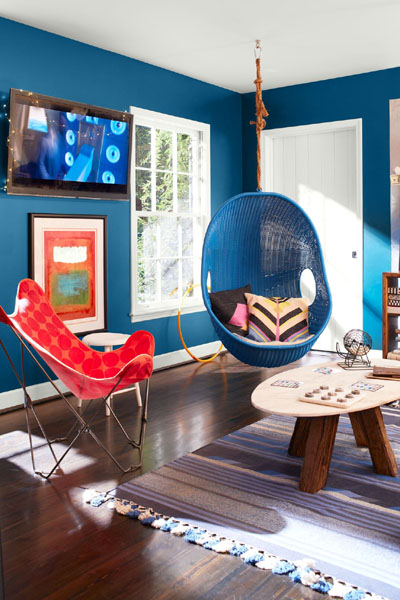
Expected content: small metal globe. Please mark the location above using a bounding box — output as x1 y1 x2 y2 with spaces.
336 329 372 369
343 329 372 357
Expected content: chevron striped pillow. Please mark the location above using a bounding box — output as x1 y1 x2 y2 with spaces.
245 294 310 343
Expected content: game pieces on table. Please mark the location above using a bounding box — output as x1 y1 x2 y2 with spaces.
299 385 365 408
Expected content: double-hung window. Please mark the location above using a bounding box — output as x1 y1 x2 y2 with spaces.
130 107 210 321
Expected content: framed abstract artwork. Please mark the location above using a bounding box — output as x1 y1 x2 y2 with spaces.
29 214 107 335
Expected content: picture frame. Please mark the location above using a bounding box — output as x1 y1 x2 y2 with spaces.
29 213 107 335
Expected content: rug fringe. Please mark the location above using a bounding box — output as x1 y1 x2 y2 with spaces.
84 489 389 600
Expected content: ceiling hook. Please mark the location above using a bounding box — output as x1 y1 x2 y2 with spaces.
254 40 262 60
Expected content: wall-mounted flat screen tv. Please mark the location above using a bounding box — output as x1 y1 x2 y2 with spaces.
7 89 132 200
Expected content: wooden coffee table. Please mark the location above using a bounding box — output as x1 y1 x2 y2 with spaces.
251 361 399 493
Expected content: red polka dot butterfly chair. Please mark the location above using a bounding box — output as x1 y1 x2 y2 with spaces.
0 279 155 479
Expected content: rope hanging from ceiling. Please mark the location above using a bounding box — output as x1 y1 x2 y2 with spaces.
250 40 269 191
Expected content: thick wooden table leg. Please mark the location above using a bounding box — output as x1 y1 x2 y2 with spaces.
359 407 398 476
299 415 339 494
288 417 312 457
349 411 368 447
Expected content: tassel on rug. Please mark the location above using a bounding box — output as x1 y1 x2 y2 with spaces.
84 489 389 600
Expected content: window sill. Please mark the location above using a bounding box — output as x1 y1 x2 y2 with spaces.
130 303 206 323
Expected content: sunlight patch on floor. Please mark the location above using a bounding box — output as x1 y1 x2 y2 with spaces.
0 429 96 476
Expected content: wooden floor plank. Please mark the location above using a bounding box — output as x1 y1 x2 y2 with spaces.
0 351 330 599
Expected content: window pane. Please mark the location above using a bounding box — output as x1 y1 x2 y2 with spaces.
160 217 179 258
156 129 173 170
136 169 152 211
182 258 194 297
137 217 157 259
177 133 192 173
161 258 179 301
137 259 157 304
177 174 192 212
132 111 208 317
136 125 151 168
156 171 173 211
181 217 193 257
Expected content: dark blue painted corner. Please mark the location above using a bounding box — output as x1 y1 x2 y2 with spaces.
0 17 242 394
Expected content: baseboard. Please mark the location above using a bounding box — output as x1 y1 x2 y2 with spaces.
312 348 383 361
153 341 222 370
0 340 223 413
0 379 70 413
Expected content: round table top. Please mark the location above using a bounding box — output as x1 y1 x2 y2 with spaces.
251 361 400 417
82 332 130 348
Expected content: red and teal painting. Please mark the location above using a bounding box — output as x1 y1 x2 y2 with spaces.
44 230 96 322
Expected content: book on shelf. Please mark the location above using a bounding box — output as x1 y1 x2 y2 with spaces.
387 352 400 361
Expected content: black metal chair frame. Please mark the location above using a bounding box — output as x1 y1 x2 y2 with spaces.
0 326 149 480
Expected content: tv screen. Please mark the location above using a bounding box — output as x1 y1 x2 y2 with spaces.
7 89 132 200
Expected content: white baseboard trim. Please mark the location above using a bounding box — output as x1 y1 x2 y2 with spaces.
153 340 222 370
0 340 223 413
0 379 69 413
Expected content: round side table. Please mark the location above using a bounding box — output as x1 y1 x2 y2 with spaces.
81 332 142 417
251 360 398 493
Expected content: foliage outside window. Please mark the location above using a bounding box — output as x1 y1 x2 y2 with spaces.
130 107 210 320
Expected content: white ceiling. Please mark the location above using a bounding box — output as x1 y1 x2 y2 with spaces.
1 0 400 93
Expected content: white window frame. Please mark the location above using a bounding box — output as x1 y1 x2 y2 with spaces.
130 106 210 322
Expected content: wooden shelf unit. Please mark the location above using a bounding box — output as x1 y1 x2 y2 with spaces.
382 272 400 358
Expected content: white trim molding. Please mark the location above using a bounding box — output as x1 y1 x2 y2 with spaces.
153 341 222 370
129 303 206 323
129 106 211 323
0 379 69 413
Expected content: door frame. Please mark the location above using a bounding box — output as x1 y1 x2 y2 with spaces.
261 118 364 343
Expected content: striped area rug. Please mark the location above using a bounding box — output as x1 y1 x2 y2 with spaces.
113 407 400 599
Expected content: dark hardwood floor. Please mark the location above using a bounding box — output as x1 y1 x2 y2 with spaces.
0 350 333 600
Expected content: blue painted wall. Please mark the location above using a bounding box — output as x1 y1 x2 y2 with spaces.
242 69 400 349
0 17 243 393
1 16 396 396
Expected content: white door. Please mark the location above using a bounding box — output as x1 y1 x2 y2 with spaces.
262 120 363 352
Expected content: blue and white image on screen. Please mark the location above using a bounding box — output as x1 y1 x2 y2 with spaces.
27 106 48 133
14 103 130 185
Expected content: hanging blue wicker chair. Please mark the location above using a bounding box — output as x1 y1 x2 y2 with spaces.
201 192 332 367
